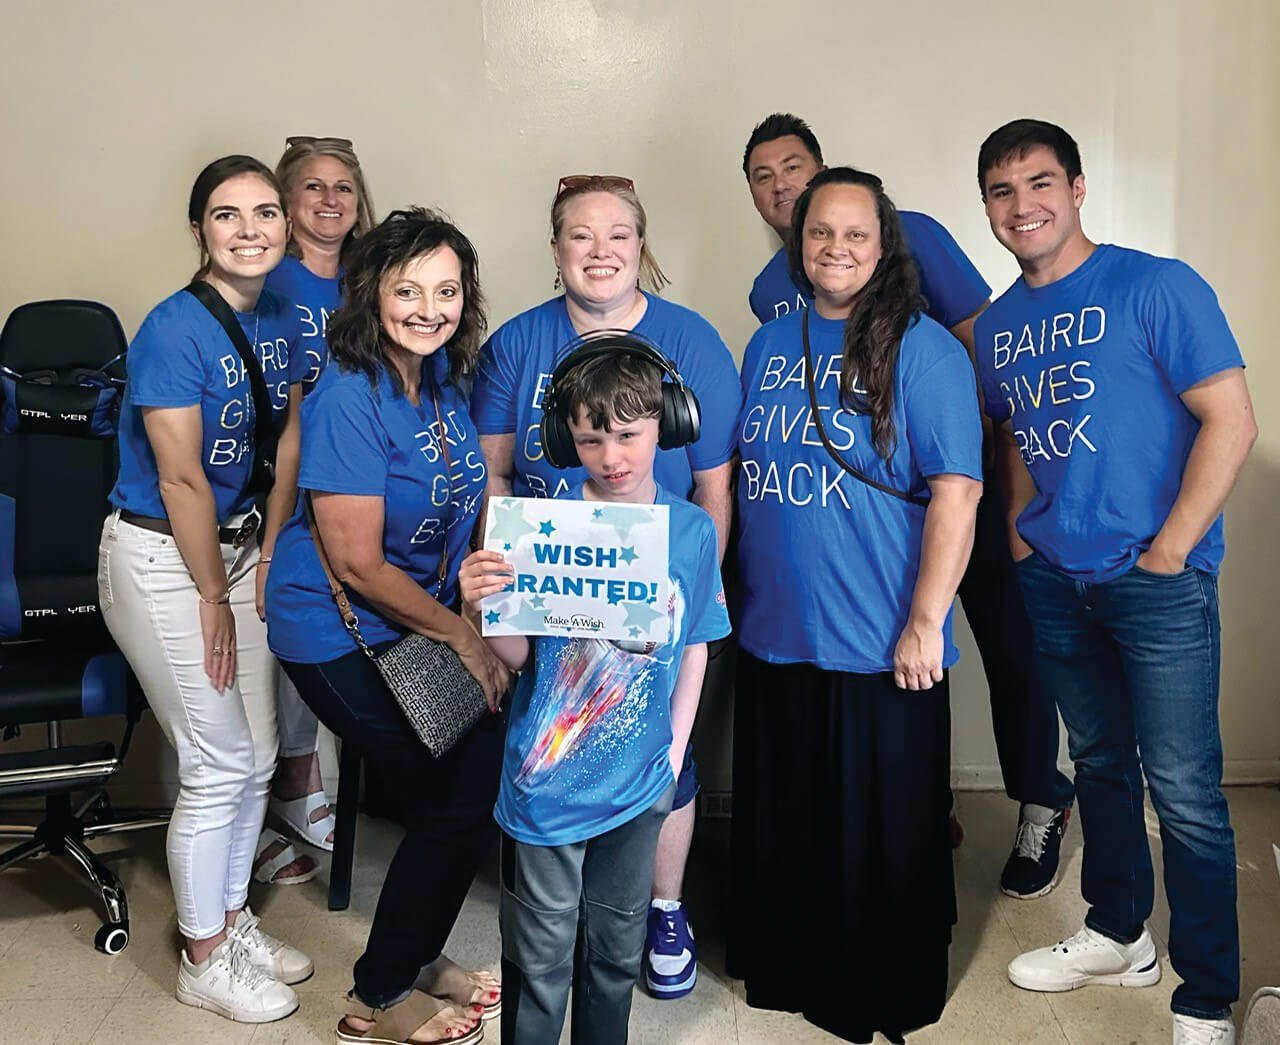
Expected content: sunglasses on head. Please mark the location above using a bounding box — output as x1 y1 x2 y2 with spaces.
554 174 636 200
285 135 354 149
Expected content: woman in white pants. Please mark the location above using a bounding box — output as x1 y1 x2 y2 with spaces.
99 155 311 1024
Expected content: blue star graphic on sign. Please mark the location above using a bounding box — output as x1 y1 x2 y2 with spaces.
529 595 546 609
504 542 512 551
488 499 537 548
619 546 638 565
592 504 655 539
622 599 665 631
538 520 556 537
628 626 641 637
592 508 603 519
485 610 501 625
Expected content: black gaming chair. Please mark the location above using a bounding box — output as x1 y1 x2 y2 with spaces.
0 299 167 954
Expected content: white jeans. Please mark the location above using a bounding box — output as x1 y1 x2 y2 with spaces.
98 511 277 940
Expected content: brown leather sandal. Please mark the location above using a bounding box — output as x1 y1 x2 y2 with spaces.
336 989 484 1045
416 955 502 1021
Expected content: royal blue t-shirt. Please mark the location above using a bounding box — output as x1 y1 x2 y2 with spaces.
110 287 306 520
470 294 741 500
496 484 729 846
974 244 1245 583
265 350 487 663
748 211 991 330
736 309 982 673
265 254 342 393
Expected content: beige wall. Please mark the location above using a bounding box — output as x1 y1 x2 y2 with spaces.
2 0 1277 796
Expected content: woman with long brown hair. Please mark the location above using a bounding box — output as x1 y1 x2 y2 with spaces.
99 154 310 1023
728 166 984 1042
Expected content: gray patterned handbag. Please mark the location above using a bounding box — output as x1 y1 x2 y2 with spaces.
304 389 488 757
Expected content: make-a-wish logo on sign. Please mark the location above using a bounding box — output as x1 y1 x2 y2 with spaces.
480 496 670 643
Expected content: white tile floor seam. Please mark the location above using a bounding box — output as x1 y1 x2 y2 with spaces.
1 787 1276 1042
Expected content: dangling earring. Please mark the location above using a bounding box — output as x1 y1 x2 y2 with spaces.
553 270 562 292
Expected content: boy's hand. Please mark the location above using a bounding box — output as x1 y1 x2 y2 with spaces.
458 549 515 613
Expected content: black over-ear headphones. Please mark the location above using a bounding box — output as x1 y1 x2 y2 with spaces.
539 330 702 470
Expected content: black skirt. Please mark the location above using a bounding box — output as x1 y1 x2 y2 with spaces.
727 653 956 1044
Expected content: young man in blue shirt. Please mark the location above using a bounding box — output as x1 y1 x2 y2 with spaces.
459 344 730 1044
743 112 1076 899
974 118 1256 1045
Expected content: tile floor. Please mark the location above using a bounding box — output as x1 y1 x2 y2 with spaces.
0 788 1276 1044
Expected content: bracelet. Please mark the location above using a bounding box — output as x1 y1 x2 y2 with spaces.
256 556 273 566
199 591 231 606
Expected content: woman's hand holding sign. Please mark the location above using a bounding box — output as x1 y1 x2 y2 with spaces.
460 549 531 681
459 549 516 610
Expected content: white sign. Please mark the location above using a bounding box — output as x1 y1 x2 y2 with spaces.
480 496 670 642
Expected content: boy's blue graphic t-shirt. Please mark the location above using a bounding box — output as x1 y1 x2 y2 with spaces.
110 287 305 520
265 254 342 393
470 294 741 501
974 244 1244 583
749 210 991 329
495 484 730 846
265 350 487 663
736 309 982 673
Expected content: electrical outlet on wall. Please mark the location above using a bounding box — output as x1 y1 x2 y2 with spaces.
700 791 732 818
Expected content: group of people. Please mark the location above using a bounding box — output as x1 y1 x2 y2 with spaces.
92 111 1254 1045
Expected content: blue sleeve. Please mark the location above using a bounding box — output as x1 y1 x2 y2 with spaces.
284 306 308 386
748 278 769 325
902 331 984 480
901 212 991 331
298 381 389 496
128 313 206 408
684 514 731 645
971 313 1011 424
470 325 522 436
675 317 741 471
1144 261 1244 393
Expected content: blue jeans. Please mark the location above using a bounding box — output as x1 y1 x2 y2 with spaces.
1015 553 1238 1020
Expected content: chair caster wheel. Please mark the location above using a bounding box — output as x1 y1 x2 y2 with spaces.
94 923 129 955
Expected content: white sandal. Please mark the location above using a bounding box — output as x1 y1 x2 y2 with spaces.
252 828 319 885
270 791 336 852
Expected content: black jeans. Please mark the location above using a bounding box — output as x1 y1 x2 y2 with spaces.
282 645 506 1007
957 472 1075 810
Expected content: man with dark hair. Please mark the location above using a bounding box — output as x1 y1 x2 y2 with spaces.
741 112 1077 901
974 117 1255 1045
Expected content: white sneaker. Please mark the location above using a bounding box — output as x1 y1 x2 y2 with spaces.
230 906 314 985
1172 1013 1235 1044
176 936 299 1023
1008 925 1162 992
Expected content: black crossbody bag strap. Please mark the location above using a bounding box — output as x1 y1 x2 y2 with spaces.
802 308 929 509
184 280 280 501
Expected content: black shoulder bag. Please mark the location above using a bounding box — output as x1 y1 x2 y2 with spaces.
801 308 929 509
304 383 489 757
185 280 281 536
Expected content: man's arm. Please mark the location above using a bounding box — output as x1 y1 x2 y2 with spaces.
690 461 733 564
950 303 996 466
995 421 1037 562
1138 368 1257 573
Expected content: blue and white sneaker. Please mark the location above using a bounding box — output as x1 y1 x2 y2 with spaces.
644 902 697 999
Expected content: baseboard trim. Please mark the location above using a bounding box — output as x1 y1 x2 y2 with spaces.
951 760 1280 790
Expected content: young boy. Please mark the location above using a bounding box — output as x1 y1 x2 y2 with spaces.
459 349 730 1044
